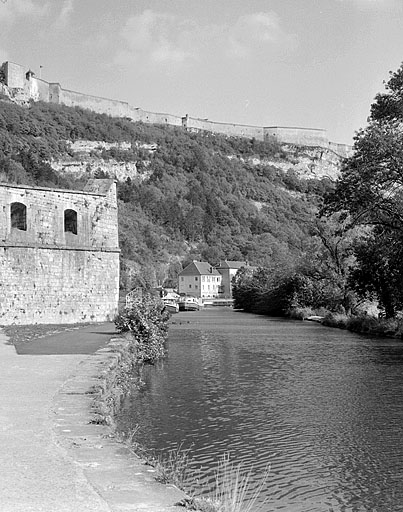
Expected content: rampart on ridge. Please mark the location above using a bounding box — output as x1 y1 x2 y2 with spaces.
1 61 353 158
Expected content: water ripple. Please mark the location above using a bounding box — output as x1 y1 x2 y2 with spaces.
116 309 403 511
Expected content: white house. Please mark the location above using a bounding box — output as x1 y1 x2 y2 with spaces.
178 261 222 299
215 260 248 299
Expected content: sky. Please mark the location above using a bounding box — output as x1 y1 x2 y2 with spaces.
1 0 403 145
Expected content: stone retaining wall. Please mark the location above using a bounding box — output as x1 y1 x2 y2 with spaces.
52 335 186 510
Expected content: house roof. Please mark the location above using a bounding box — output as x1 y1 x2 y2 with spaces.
179 261 221 276
216 260 248 269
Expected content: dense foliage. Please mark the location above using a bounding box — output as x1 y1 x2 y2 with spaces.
324 62 403 318
0 97 336 294
114 294 169 363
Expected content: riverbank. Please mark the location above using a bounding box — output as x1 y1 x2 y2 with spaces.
114 307 403 510
0 324 186 511
289 307 403 339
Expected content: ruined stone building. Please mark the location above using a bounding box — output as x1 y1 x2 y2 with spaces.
0 179 120 325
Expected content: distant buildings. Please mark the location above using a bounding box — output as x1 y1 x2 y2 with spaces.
178 261 222 299
215 260 249 299
178 260 249 300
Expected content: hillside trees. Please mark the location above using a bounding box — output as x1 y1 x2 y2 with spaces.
0 98 340 292
324 62 403 317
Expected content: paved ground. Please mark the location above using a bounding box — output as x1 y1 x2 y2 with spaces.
0 323 186 512
9 322 117 355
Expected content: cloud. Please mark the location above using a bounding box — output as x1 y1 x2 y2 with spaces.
0 0 48 23
53 0 74 30
227 12 296 58
115 10 296 69
116 10 196 67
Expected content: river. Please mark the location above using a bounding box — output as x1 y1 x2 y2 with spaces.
116 308 403 511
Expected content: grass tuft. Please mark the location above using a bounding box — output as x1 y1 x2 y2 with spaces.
117 430 270 512
191 454 270 512
154 443 193 490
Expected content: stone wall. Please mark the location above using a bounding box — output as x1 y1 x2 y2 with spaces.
0 179 120 325
4 62 25 89
130 107 183 126
28 77 50 102
183 114 265 140
264 126 328 147
56 87 131 118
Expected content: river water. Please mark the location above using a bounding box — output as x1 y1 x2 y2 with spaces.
116 308 403 511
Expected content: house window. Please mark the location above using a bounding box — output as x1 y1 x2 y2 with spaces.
195 276 198 281
11 202 27 231
181 277 184 281
189 284 192 289
64 209 77 234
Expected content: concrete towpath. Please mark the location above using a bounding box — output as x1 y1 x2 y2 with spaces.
0 323 186 512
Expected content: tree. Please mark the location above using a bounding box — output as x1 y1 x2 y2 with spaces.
324 62 403 316
349 228 403 318
325 62 403 231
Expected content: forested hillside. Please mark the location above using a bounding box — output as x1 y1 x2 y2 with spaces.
0 98 337 292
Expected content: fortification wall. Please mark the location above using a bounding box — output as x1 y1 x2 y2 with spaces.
57 87 131 118
4 62 24 88
0 179 119 325
0 248 119 324
183 115 265 140
129 107 183 126
264 126 328 147
26 77 50 102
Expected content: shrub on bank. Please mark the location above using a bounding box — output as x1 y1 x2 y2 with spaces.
288 306 332 320
287 307 315 320
346 315 403 337
114 293 170 363
320 312 403 338
322 312 348 329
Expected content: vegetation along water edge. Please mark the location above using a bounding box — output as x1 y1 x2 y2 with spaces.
231 62 403 340
110 295 270 511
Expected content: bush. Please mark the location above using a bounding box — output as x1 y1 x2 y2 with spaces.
287 307 315 320
346 315 403 337
114 293 170 363
322 312 348 329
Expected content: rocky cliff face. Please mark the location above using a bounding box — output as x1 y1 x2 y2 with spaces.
50 158 148 182
50 139 345 183
280 145 344 180
49 140 154 182
230 144 344 181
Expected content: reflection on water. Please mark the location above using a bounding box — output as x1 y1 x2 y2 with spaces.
116 309 403 511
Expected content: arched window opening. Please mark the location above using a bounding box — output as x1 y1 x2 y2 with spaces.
11 202 27 231
64 209 77 235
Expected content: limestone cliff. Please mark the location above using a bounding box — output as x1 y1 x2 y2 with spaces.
49 140 154 182
230 144 344 182
266 145 344 180
51 139 344 183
